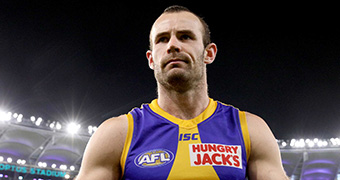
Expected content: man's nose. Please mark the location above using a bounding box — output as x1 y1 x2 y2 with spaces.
167 37 181 53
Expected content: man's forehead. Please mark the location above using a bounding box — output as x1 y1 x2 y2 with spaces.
151 12 203 38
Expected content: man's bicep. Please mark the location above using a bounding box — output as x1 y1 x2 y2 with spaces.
76 165 119 180
246 112 288 179
247 149 287 179
77 116 128 180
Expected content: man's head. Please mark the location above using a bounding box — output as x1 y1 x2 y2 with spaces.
149 5 211 50
146 5 217 93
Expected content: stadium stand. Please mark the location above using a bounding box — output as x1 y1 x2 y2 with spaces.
1 110 339 179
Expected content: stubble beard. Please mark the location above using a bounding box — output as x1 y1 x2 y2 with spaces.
155 53 205 94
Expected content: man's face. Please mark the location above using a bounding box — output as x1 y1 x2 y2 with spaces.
147 12 208 91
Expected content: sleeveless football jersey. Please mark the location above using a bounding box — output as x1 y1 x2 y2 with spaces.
120 99 251 180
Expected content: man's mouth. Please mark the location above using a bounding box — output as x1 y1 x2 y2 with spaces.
164 58 188 67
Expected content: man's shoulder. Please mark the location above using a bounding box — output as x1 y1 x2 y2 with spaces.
101 115 128 128
244 112 269 130
86 115 129 153
243 111 278 154
77 115 128 179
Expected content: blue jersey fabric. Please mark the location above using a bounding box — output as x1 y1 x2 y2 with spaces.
121 99 250 180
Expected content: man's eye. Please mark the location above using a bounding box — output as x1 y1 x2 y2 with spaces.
157 37 169 43
180 35 192 40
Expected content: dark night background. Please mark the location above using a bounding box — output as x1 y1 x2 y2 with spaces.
0 1 339 139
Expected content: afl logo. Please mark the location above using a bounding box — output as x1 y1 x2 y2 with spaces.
134 149 174 168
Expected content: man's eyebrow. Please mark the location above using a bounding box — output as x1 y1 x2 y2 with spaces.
154 32 169 41
155 30 196 38
177 30 197 38
177 30 195 35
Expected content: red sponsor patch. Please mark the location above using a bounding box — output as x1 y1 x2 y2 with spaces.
189 143 242 169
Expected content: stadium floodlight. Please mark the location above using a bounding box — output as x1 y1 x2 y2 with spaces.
307 141 315 148
35 117 43 126
38 161 47 168
51 164 57 168
0 111 11 121
70 165 75 171
322 140 328 147
49 121 55 129
60 164 67 170
330 138 340 146
67 122 81 134
30 116 36 122
7 157 12 163
88 125 98 135
88 125 93 134
300 139 306 148
294 139 305 148
0 156 3 162
16 114 23 123
56 122 62 130
6 112 12 121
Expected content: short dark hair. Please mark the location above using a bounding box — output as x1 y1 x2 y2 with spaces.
149 5 211 50
163 5 190 13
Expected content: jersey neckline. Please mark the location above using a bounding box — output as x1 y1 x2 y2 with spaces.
148 98 217 128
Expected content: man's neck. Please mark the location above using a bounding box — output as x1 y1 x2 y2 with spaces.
157 83 210 120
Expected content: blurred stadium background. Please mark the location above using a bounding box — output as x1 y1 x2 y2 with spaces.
1 110 339 180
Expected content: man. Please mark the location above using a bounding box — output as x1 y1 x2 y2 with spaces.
77 5 288 180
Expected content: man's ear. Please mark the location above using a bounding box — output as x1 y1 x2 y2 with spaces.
146 50 154 70
203 43 218 64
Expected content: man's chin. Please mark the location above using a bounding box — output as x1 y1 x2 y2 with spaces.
166 68 188 79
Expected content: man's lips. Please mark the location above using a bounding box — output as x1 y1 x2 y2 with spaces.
164 59 188 67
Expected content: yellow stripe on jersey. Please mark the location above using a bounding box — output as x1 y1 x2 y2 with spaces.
149 99 217 129
120 113 134 175
239 111 251 161
167 126 220 180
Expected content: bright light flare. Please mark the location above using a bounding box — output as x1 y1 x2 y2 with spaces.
67 122 81 134
0 110 11 121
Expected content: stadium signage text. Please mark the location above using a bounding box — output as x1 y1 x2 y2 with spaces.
0 163 66 177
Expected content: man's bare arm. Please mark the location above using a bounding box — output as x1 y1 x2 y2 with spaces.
76 115 128 180
246 112 289 180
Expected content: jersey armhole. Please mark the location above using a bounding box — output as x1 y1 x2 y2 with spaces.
239 111 251 162
120 113 134 176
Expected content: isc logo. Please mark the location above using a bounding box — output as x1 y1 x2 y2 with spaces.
179 133 199 141
134 149 174 168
